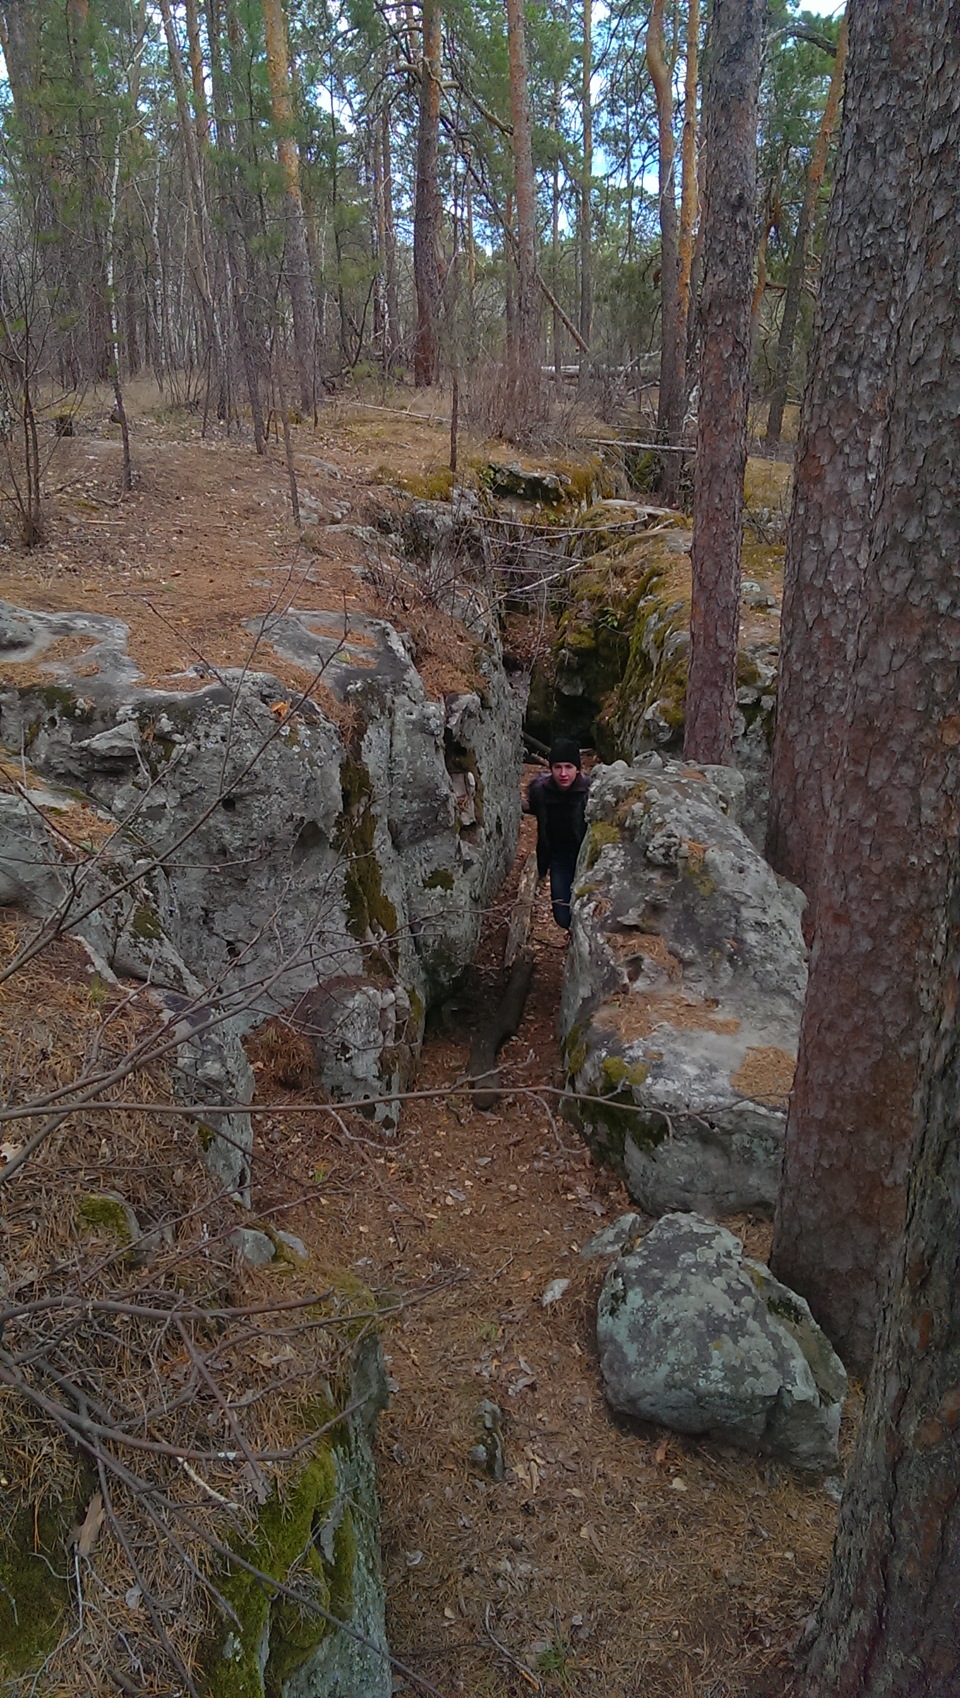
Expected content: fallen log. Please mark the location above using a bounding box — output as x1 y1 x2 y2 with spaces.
504 853 539 968
467 951 536 1111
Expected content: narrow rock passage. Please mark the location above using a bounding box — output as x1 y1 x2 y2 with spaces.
252 792 838 1698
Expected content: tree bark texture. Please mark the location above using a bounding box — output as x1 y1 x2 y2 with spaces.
677 0 699 377
578 0 593 364
765 1 926 901
683 0 763 767
771 0 960 1377
505 0 541 409
765 16 847 450
206 0 266 452
795 881 960 1695
413 0 442 388
647 0 681 486
262 0 317 415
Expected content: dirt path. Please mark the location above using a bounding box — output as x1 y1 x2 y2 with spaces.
254 805 840 1698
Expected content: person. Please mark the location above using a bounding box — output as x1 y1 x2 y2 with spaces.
523 737 591 930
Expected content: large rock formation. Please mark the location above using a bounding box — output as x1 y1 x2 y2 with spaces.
0 598 522 1134
597 1213 847 1475
561 757 807 1217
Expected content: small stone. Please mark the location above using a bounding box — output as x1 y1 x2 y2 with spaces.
274 1229 308 1262
580 1214 645 1260
230 1228 275 1266
541 1278 571 1306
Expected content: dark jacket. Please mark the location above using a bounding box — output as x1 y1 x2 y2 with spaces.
524 771 591 876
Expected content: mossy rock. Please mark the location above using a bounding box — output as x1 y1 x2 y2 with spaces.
421 868 455 892
206 1448 349 1698
75 1191 139 1247
583 821 621 870
0 1496 78 1677
335 757 399 960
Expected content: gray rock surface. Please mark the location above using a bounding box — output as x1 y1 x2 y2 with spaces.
561 757 806 1217
597 1213 847 1474
580 1213 647 1260
0 789 253 1199
0 597 521 1129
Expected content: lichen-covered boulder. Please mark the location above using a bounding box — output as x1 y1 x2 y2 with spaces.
597 1213 847 1474
561 757 806 1218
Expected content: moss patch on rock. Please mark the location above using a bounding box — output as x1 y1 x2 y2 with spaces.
583 821 622 870
206 1446 352 1698
75 1191 137 1246
336 757 399 962
0 1496 78 1677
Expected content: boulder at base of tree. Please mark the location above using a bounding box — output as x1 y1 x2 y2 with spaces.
597 1213 847 1474
560 757 806 1217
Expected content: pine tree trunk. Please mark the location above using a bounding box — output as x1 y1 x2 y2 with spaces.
765 17 847 450
683 0 763 767
262 0 316 416
770 0 960 1378
675 0 699 432
578 0 593 377
793 102 960 1646
505 0 541 417
413 0 442 387
382 111 400 362
207 0 265 450
767 6 922 905
794 881 960 1696
648 0 681 485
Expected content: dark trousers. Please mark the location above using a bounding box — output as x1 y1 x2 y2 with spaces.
549 851 578 930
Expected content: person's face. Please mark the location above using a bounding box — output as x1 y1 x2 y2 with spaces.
551 762 578 789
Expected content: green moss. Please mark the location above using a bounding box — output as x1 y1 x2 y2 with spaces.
0 1499 75 1676
767 1290 807 1328
684 844 717 897
583 821 621 870
35 684 88 718
335 757 398 959
564 1023 588 1078
396 467 457 501
612 780 651 826
600 1056 650 1090
578 1092 668 1163
197 1122 217 1151
76 1192 134 1245
207 1446 349 1698
422 869 455 892
408 987 425 1032
131 902 163 941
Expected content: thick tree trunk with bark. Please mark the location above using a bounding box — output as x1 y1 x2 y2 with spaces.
765 3 923 903
505 0 541 413
683 0 763 767
413 0 442 388
764 18 847 450
771 0 960 1378
796 884 960 1695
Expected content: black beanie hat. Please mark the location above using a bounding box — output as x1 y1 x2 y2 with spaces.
549 736 582 769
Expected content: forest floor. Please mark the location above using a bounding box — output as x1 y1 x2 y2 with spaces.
0 381 842 1698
